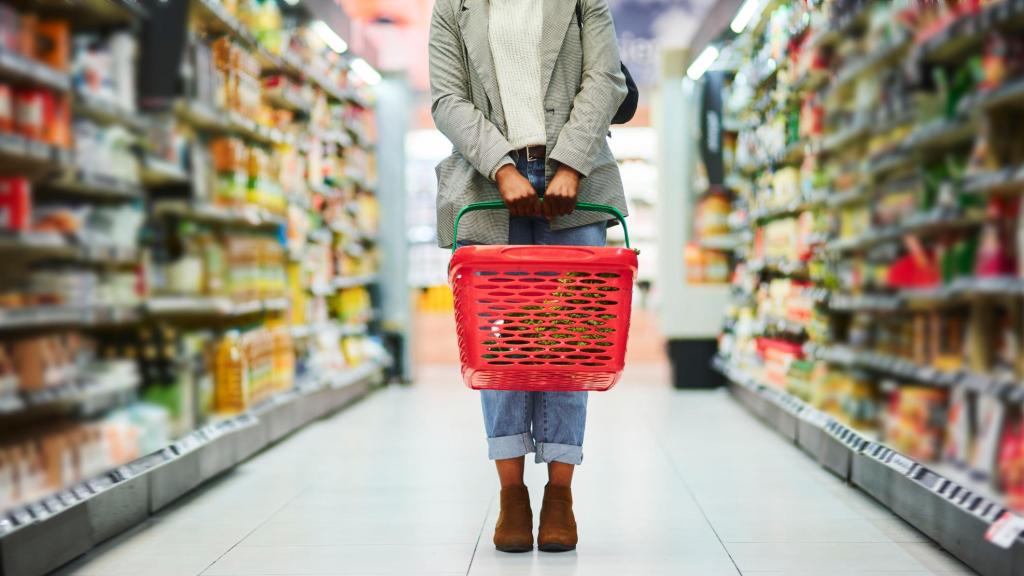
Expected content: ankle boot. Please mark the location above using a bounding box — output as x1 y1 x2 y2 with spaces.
493 485 533 552
538 483 577 552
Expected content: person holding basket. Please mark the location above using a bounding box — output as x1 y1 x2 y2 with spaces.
429 0 631 554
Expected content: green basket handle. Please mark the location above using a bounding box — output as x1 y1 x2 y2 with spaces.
452 201 630 253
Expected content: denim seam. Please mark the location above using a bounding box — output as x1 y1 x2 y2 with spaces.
542 393 549 443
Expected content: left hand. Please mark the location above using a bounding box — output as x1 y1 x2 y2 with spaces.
543 165 581 219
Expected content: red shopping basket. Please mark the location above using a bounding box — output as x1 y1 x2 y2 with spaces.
449 201 638 392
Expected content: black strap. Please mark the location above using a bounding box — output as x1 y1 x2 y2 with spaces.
576 1 582 29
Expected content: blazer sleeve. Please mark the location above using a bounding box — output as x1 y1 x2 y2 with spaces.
429 0 515 181
548 0 627 177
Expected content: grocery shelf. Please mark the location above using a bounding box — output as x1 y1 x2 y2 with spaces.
152 200 286 230
821 119 871 155
827 277 1024 314
144 297 288 318
747 257 808 278
823 211 987 253
806 343 961 388
0 132 70 177
0 305 140 331
189 0 264 54
714 357 1024 576
292 321 368 339
0 48 71 92
0 369 141 419
174 100 293 147
140 156 190 187
916 0 1024 65
904 115 978 153
697 233 747 252
828 33 910 98
43 170 146 201
972 75 1024 111
963 165 1024 196
188 0 351 104
0 360 385 576
710 2 1024 573
72 93 149 132
28 0 147 26
263 91 310 113
0 235 136 267
332 274 379 289
0 232 76 259
826 185 870 208
755 316 807 339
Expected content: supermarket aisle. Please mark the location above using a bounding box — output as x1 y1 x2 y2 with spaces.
57 364 974 576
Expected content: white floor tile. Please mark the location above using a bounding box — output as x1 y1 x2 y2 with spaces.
727 542 933 572
202 543 475 574
52 365 980 576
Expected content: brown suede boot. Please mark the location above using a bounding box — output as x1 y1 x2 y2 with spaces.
493 485 533 552
538 484 577 552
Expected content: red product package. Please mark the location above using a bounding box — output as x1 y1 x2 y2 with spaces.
0 178 31 232
14 89 46 140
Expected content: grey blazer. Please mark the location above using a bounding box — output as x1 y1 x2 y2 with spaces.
429 0 629 248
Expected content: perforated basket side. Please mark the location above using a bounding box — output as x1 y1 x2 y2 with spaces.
450 246 637 391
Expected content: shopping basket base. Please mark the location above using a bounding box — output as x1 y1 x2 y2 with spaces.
464 368 623 392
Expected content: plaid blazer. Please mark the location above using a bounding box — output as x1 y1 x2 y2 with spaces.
429 0 629 248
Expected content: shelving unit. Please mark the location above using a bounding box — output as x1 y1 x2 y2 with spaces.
0 359 384 576
0 0 387 574
699 0 1024 574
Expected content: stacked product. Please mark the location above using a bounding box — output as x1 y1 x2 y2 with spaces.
0 7 72 152
713 0 1024 513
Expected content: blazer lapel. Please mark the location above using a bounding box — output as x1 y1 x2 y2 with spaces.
459 0 502 113
540 0 575 97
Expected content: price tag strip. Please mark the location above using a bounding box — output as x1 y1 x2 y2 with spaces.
801 407 831 428
885 452 916 476
986 512 1024 549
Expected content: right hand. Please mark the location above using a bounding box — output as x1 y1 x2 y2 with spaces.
495 165 540 217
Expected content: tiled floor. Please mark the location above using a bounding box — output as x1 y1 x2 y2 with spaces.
56 363 976 575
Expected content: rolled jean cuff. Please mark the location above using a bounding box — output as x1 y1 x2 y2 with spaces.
535 442 583 465
487 433 535 460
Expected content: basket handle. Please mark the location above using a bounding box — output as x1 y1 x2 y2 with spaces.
452 201 630 253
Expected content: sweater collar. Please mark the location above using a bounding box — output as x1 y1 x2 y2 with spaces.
460 0 576 102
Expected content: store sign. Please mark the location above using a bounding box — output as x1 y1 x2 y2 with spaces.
609 0 715 87
700 70 724 185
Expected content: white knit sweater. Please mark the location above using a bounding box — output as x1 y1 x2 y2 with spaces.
488 0 546 150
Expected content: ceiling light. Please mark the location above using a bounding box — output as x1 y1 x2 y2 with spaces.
730 0 762 34
312 20 348 54
686 45 719 80
350 58 382 86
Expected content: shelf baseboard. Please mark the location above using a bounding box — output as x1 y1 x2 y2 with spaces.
0 361 386 576
714 357 1024 576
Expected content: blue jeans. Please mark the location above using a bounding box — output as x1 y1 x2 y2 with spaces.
480 152 606 465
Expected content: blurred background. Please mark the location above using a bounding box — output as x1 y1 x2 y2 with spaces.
0 0 1022 575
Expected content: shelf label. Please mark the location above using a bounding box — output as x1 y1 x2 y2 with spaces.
886 453 916 476
931 478 951 495
986 512 1024 549
10 508 32 526
801 408 830 428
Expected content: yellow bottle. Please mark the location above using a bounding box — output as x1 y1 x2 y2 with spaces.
214 331 249 413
